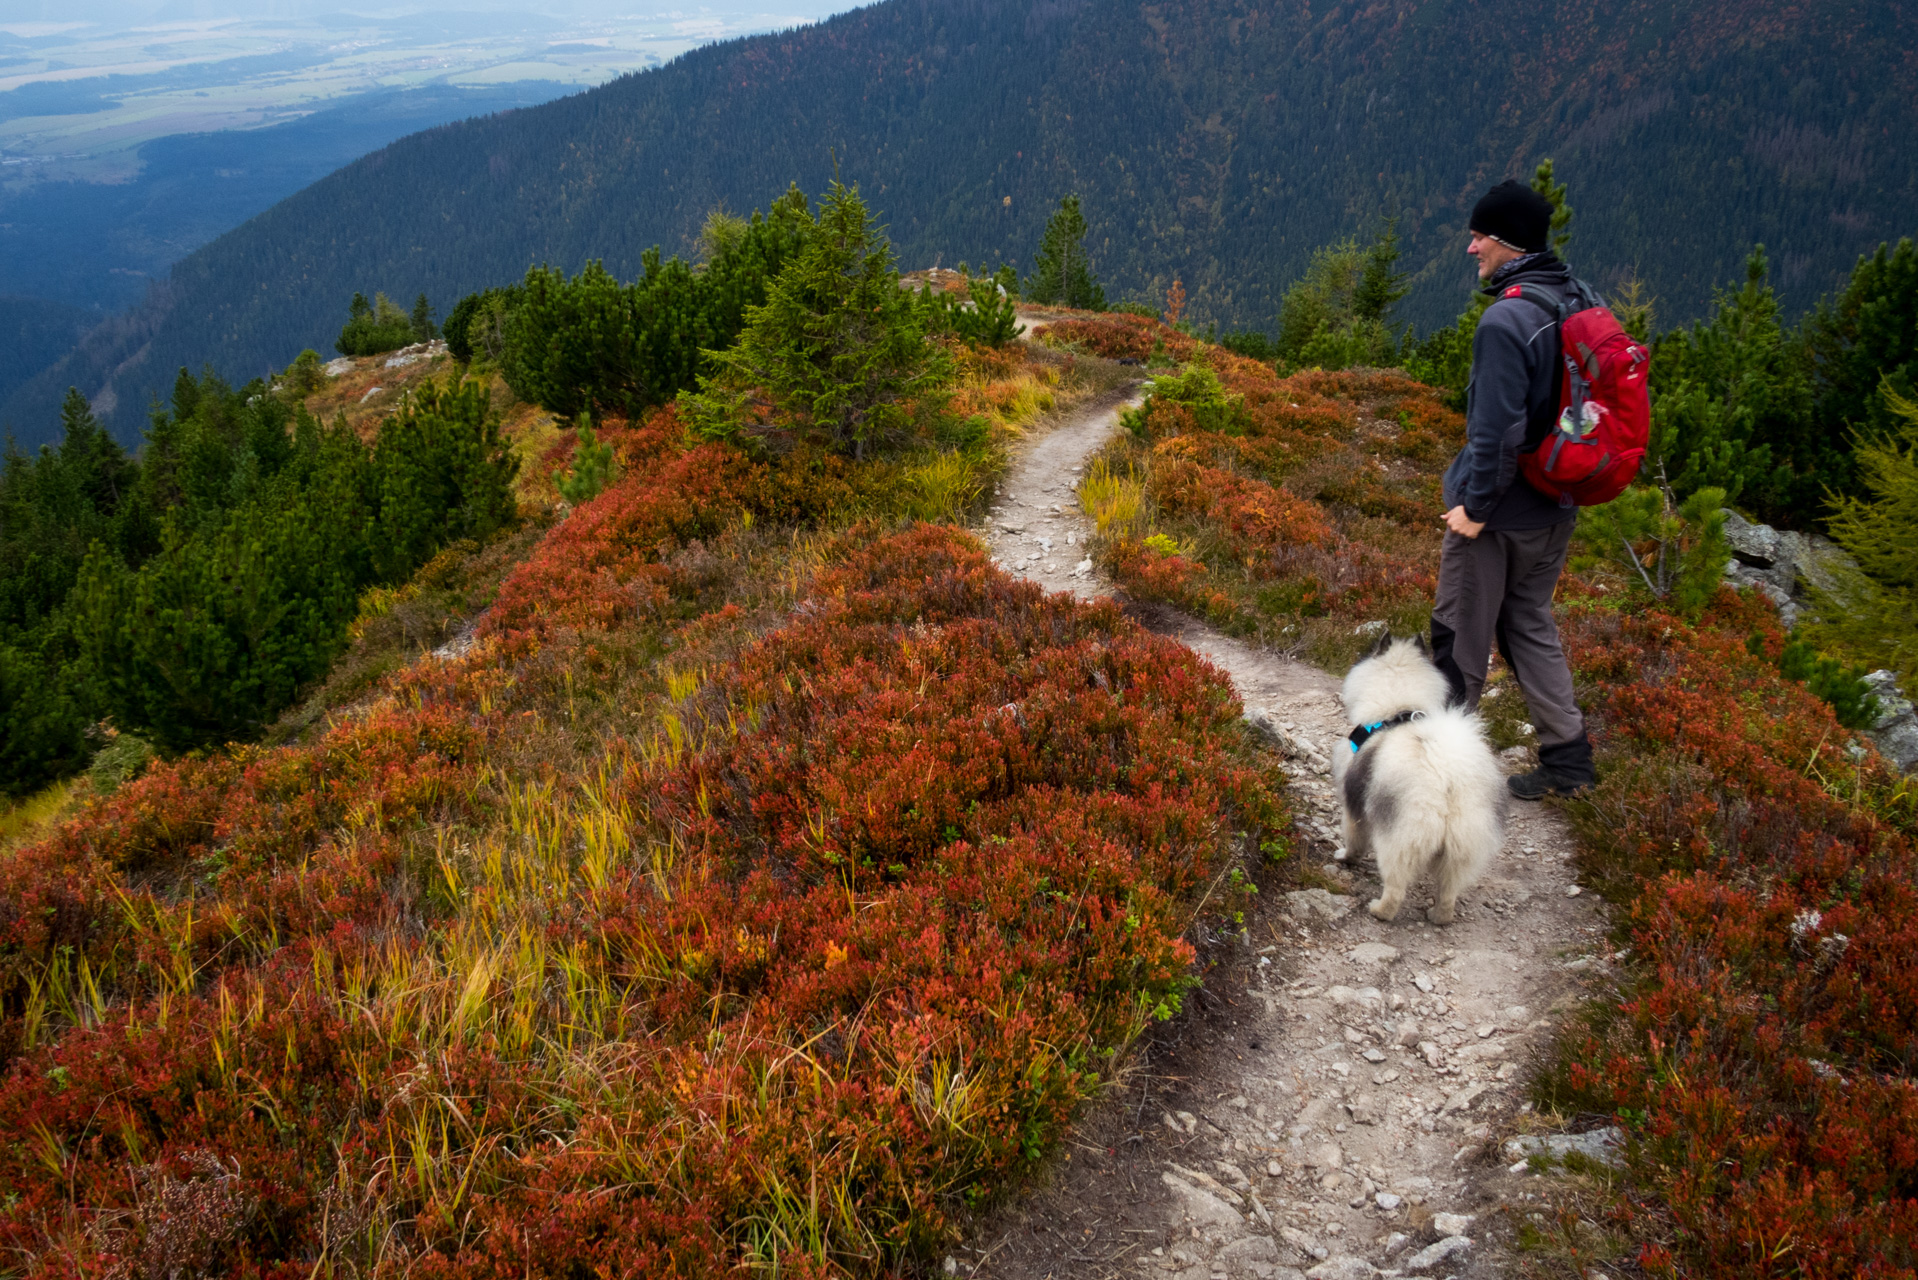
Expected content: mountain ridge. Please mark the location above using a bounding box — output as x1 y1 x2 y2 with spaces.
7 0 1914 446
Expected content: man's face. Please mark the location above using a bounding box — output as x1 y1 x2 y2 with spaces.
1468 231 1523 280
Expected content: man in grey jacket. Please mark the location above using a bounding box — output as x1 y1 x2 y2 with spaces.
1432 179 1597 799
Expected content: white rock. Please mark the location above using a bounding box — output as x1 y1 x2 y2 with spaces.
1419 1041 1443 1068
1160 1171 1244 1226
1214 1159 1253 1190
1503 1126 1625 1168
1380 1231 1411 1256
1361 1048 1387 1063
1412 972 1435 993
322 357 352 376
1442 1083 1490 1114
360 386 383 403
1304 1258 1378 1280
1167 1162 1243 1204
1216 1236 1280 1267
1326 985 1384 1014
1476 1024 1496 1038
1280 1226 1326 1259
1400 1235 1472 1273
1393 1018 1423 1047
1374 1192 1402 1210
1431 1212 1474 1237
1347 942 1400 965
1286 889 1354 921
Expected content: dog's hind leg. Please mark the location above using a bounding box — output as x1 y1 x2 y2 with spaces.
1342 812 1370 865
1366 829 1410 922
1427 845 1465 925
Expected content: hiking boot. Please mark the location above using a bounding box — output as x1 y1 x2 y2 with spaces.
1510 733 1597 800
1508 766 1593 800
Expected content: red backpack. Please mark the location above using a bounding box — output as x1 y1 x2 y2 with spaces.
1500 283 1651 507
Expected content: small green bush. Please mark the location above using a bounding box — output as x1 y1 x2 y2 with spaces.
557 414 617 505
690 182 948 457
1755 636 1880 729
1575 475 1730 620
335 291 416 357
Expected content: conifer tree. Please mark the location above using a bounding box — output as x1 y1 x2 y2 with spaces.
1274 224 1405 369
556 413 617 504
1026 195 1106 311
1805 236 1918 465
411 293 437 342
1530 158 1573 261
1651 246 1810 518
691 182 948 457
1352 222 1408 324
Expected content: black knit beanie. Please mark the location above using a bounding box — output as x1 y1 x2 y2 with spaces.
1469 180 1553 253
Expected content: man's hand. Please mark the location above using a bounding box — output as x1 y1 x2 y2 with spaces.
1444 505 1486 539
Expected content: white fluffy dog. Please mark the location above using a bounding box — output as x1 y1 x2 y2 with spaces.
1331 635 1507 925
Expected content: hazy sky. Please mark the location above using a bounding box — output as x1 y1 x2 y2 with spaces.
0 0 847 26
2 0 857 175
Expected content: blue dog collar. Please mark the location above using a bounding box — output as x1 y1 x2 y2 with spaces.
1348 710 1423 753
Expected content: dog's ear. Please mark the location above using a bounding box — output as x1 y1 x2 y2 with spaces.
1363 631 1393 660
1414 632 1432 658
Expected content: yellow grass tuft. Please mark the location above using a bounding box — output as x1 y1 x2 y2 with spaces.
1079 456 1146 537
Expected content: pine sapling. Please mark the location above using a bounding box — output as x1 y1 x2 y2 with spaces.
557 414 617 505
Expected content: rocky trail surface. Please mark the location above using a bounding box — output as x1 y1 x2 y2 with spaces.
957 389 1615 1280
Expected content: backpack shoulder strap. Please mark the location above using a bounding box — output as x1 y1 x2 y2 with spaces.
1498 282 1574 321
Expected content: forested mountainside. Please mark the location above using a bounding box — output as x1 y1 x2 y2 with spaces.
7 0 1915 445
0 298 94 412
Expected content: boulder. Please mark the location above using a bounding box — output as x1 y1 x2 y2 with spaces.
1286 889 1354 921
1863 670 1918 774
1503 1126 1625 1168
1400 1235 1472 1273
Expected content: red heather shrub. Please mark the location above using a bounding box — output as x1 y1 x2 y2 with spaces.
1546 593 1918 1276
1097 364 1448 632
0 504 1289 1276
1034 313 1196 362
544 524 1287 1260
484 406 760 642
0 702 484 1039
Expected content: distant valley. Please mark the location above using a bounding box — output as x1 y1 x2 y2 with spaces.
0 1 851 417
5 0 1916 448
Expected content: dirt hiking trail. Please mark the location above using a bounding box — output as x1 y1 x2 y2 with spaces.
957 390 1615 1280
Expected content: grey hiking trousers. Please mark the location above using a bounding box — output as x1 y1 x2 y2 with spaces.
1429 521 1586 749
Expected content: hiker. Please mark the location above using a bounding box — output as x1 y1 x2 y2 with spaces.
1432 179 1599 800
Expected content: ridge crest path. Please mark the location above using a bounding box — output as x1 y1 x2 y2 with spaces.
959 388 1609 1280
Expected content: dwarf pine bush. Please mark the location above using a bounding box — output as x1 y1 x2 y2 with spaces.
556 414 617 505
690 181 949 457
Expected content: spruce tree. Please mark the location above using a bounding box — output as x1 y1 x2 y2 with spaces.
1026 195 1106 310
1530 158 1572 261
691 181 948 457
1651 246 1811 519
1352 222 1408 324
411 293 437 342
1805 236 1918 474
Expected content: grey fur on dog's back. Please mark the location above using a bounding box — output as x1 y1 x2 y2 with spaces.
1332 637 1506 925
1342 746 1399 830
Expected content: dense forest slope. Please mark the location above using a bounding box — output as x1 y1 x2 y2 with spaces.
7 0 1915 445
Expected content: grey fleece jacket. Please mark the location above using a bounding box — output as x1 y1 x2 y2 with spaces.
1440 253 1578 531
